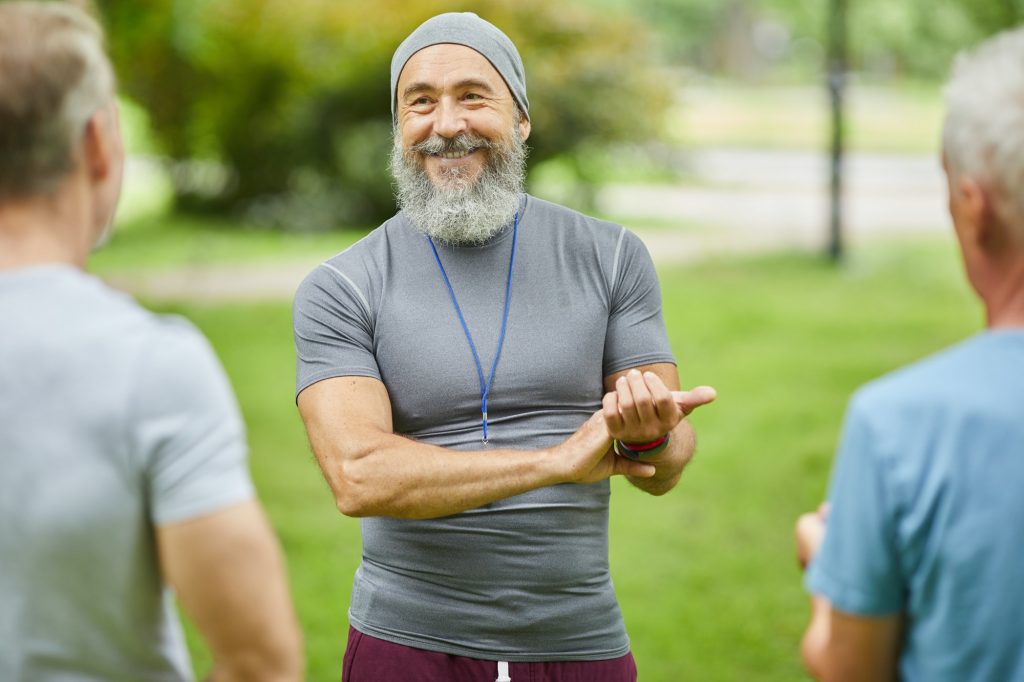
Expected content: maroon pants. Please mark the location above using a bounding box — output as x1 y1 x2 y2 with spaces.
342 627 638 682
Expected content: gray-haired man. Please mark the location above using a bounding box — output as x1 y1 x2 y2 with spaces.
796 26 1024 682
294 12 714 682
0 4 302 680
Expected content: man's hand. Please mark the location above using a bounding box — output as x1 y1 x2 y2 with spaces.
555 410 658 485
600 367 716 495
796 503 830 570
602 369 715 444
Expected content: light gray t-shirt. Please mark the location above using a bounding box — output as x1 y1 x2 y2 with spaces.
0 265 254 681
294 195 675 661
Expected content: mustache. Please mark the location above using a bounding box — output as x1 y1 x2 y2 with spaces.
409 133 497 156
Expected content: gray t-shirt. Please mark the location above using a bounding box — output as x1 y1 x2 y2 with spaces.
293 194 675 661
0 265 254 681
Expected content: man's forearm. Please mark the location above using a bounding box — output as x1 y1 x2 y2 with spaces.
626 420 695 495
322 434 567 519
311 411 655 520
799 595 903 682
160 502 304 682
801 596 832 681
300 377 657 520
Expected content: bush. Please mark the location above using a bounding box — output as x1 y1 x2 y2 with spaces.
96 0 671 227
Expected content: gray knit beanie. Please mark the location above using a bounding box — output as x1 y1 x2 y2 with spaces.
390 12 529 124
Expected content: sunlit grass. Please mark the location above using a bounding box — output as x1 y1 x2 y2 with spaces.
91 213 368 273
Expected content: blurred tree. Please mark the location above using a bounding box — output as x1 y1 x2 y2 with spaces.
957 0 1023 36
580 0 1017 81
95 0 670 227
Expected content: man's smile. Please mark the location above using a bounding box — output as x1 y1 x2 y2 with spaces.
431 147 480 160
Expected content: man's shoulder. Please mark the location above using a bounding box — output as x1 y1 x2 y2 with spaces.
71 271 220 376
3 266 224 419
331 214 410 261
88 276 211 358
522 195 650 262
9 265 197 346
850 333 1009 421
98 302 221 394
525 194 623 234
295 216 408 298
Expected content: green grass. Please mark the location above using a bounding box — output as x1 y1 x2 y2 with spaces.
91 213 369 272
145 236 979 681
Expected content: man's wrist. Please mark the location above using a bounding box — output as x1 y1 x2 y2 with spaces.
614 433 670 459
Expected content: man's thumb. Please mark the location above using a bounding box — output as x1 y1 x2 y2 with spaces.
672 386 717 415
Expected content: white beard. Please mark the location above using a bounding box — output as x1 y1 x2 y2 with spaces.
390 127 527 246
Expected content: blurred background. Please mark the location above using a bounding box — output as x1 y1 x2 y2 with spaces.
78 0 1020 679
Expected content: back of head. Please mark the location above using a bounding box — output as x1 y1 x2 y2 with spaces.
0 1 115 202
943 27 1024 243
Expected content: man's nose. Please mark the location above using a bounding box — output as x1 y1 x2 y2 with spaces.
432 97 469 138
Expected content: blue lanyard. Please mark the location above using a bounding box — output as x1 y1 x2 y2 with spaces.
427 212 520 445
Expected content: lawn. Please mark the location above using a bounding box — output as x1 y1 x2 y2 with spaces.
90 212 369 272
125 234 979 681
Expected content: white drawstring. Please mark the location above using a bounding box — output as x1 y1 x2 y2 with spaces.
495 660 511 682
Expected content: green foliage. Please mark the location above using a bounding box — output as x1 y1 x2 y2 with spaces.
581 0 1018 80
94 0 670 225
959 0 1024 35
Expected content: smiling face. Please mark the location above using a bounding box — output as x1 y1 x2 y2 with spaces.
395 43 530 189
390 43 531 245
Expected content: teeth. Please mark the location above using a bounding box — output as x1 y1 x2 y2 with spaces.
436 148 475 159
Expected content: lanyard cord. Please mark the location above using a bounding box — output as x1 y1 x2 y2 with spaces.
427 212 520 445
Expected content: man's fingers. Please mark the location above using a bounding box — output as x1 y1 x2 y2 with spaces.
615 375 640 428
795 510 827 570
671 386 717 415
614 456 656 478
644 371 677 420
602 392 624 432
626 370 657 423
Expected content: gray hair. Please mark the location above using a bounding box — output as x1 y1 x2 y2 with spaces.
943 26 1024 236
0 2 116 201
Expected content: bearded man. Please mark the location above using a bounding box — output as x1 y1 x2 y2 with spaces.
293 13 715 682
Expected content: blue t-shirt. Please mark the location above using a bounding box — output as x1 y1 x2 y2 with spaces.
807 330 1024 681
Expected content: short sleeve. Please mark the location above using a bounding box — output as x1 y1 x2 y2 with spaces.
131 319 254 527
293 263 380 397
603 229 675 377
806 394 904 615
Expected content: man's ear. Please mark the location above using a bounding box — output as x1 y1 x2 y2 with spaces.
81 108 116 183
518 111 531 142
955 174 992 248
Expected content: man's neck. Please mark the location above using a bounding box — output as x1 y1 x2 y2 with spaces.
0 187 91 271
984 256 1024 329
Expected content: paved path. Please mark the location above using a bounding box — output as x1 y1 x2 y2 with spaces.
601 148 947 249
102 148 950 302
